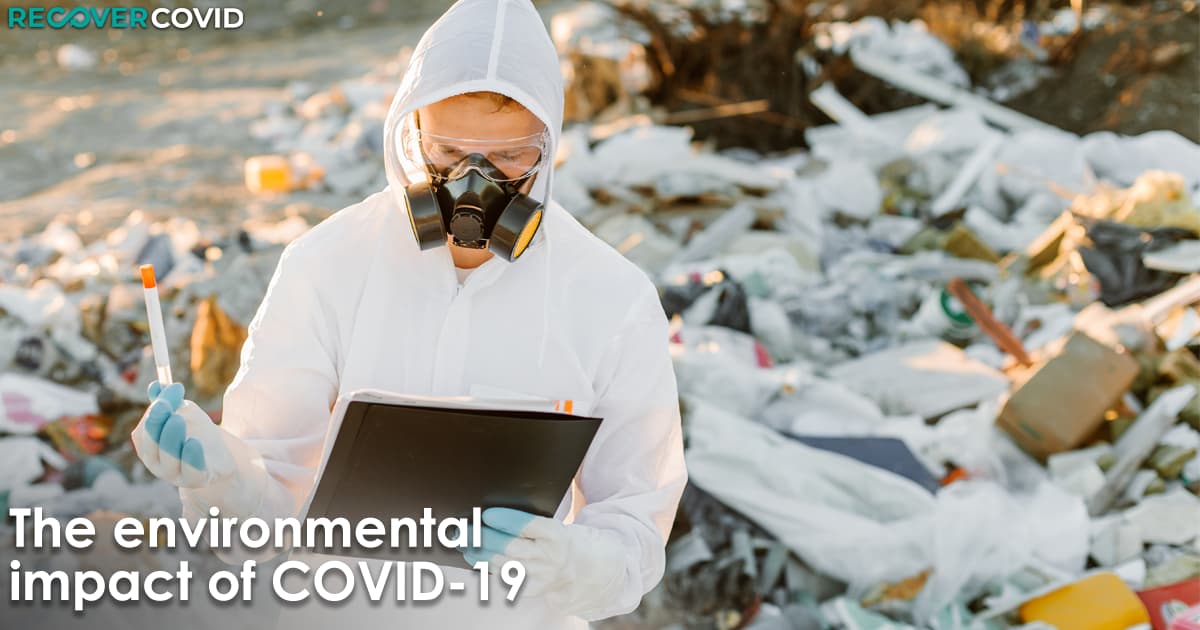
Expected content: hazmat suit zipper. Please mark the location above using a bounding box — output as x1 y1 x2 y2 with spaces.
430 287 468 393
431 255 502 392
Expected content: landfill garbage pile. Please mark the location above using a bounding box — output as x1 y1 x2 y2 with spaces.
0 32 412 599
556 3 1200 629
0 208 306 629
3 3 1200 630
243 52 408 198
569 114 1200 628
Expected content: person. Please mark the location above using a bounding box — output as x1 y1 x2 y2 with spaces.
129 0 687 628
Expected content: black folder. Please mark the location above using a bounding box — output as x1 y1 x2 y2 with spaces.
302 393 602 568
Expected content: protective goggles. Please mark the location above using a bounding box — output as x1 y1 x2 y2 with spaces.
399 124 550 183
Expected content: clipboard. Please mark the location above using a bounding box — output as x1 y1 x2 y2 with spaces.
299 390 602 568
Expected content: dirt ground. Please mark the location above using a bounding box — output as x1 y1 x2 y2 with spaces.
0 1 450 242
1004 1 1200 141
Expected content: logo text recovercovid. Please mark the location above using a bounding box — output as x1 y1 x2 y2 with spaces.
7 7 244 30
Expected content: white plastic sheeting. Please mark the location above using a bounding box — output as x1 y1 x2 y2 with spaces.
685 401 1089 624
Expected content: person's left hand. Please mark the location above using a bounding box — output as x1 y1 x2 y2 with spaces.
464 507 626 617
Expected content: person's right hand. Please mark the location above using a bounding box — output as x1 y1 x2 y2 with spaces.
131 381 238 488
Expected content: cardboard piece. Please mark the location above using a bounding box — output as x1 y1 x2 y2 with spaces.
998 331 1139 460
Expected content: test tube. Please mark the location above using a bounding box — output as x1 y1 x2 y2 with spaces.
139 264 173 385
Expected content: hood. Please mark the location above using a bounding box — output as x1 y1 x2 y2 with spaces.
382 0 565 367
383 0 564 210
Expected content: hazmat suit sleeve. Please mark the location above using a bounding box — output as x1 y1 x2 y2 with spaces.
179 239 340 552
570 284 687 618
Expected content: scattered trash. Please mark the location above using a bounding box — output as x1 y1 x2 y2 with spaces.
1138 577 1200 630
43 413 112 461
0 202 303 549
686 399 937 590
55 44 96 71
0 374 98 435
1090 385 1198 516
189 295 248 398
0 436 69 493
564 4 1200 621
849 46 1055 134
1078 219 1192 307
823 597 917 630
244 154 325 194
1018 572 1151 630
946 277 1030 365
1122 491 1200 546
787 436 940 494
827 340 1009 419
1171 604 1200 630
998 331 1140 459
1145 242 1200 274
1090 515 1144 568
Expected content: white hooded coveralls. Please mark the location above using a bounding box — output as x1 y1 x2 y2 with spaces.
179 1 687 627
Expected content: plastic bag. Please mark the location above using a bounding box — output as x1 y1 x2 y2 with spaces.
914 480 1087 622
673 353 788 419
1077 218 1191 306
759 374 886 436
673 324 774 368
0 436 69 493
748 296 795 360
0 373 99 435
685 399 937 589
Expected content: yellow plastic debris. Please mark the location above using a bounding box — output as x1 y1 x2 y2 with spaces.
1019 572 1150 630
244 155 293 193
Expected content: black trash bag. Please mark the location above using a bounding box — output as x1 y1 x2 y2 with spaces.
661 278 709 319
1077 218 1193 306
660 270 753 334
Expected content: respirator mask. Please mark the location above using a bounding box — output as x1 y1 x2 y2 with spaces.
388 115 549 262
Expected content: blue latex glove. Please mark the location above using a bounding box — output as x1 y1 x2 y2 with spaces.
463 507 626 617
143 382 207 473
131 381 237 488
